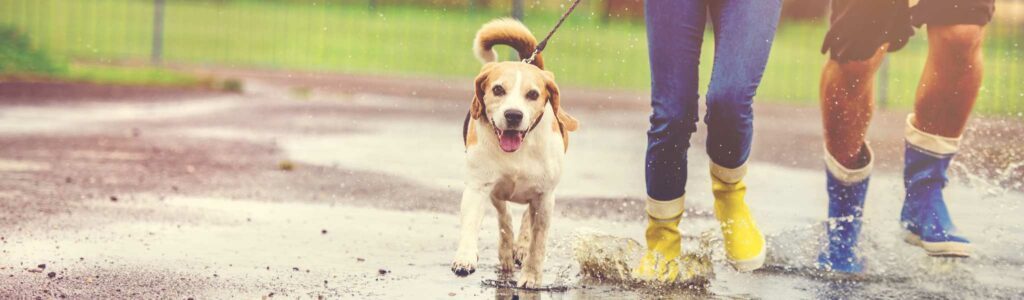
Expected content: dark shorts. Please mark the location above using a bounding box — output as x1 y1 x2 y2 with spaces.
822 0 995 62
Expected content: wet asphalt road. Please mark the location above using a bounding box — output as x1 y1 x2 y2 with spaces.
0 76 1022 299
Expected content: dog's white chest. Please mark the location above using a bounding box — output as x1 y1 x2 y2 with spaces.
465 129 563 203
490 171 551 204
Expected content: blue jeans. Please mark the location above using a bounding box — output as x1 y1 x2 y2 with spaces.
645 0 781 201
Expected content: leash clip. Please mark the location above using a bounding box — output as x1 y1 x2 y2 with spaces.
519 0 581 65
522 50 540 65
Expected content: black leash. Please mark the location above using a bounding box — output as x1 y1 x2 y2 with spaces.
522 0 583 65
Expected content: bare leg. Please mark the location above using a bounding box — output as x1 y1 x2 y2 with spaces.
820 45 888 168
451 185 488 276
817 46 888 273
518 195 553 288
514 208 532 266
493 199 516 272
913 25 986 137
898 24 986 258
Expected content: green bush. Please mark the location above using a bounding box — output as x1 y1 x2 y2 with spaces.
0 25 66 75
0 24 202 87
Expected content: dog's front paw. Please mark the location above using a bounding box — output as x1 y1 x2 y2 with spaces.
451 252 478 277
498 246 515 272
513 244 529 267
517 269 542 289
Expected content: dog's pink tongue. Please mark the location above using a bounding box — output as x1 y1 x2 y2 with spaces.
499 132 524 152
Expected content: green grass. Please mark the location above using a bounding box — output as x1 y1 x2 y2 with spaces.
1 0 1021 114
65 63 204 87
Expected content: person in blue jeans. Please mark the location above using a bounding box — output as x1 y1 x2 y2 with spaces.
635 0 782 282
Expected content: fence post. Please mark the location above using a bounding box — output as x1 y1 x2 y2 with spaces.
509 0 524 60
512 0 524 20
151 0 165 65
877 55 889 109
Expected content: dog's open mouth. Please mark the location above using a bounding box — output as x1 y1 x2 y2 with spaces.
496 128 525 152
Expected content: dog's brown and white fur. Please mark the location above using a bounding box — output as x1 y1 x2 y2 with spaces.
451 18 578 288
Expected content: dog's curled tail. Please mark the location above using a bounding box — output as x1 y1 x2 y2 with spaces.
473 18 544 69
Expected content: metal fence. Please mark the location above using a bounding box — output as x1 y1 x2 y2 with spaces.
1 0 1021 115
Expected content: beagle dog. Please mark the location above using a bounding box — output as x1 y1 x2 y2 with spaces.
450 18 579 288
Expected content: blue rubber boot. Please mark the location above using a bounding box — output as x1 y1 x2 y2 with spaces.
817 144 872 273
901 115 971 257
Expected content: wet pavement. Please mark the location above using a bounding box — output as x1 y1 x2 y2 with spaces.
0 77 1022 299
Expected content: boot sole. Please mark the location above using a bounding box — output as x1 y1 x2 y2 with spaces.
903 231 972 257
728 232 766 272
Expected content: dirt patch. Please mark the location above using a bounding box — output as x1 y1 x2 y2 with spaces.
0 81 220 105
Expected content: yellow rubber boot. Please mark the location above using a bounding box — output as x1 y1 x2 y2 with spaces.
633 196 684 282
711 164 766 272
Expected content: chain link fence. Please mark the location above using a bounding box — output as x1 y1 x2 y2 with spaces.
1 0 1021 115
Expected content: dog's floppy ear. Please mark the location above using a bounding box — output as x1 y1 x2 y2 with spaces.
543 71 578 132
471 63 496 120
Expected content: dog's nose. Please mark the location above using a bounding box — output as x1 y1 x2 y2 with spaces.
504 110 523 126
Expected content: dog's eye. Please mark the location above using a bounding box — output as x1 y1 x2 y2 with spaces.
526 90 539 101
492 85 505 96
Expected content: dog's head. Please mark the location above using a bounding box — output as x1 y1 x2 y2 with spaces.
471 61 564 153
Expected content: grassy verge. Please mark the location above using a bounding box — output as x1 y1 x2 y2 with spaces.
0 23 203 87
64 63 204 87
1 0 1020 114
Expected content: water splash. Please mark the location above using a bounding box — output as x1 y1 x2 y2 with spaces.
571 229 714 289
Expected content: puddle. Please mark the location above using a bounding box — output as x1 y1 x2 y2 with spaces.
0 96 242 134
2 88 1022 298
0 159 50 172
